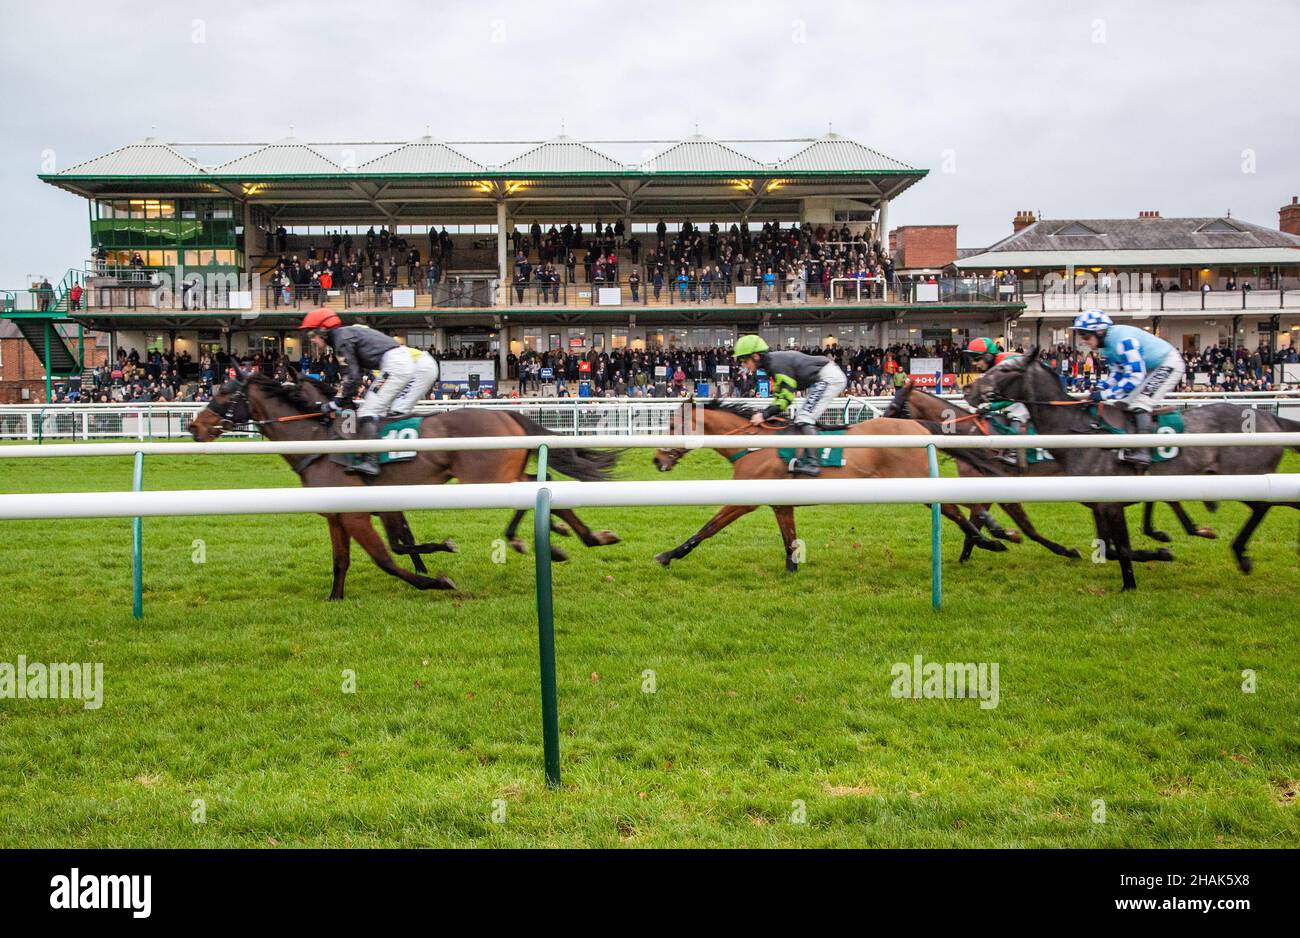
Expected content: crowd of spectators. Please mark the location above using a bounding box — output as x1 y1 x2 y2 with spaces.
42 338 1299 404
510 218 902 302
267 225 457 307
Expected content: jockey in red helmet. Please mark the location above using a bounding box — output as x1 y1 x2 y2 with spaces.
962 337 1002 373
298 309 439 477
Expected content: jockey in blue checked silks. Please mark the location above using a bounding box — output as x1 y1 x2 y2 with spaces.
1072 308 1186 466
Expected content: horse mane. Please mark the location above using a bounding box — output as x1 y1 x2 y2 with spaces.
247 372 331 413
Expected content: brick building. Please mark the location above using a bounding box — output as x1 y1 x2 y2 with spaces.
888 224 958 270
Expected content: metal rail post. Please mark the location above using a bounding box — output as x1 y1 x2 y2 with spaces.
533 443 560 787
132 451 144 619
927 443 941 610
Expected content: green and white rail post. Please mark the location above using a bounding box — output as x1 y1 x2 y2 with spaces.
533 443 561 787
131 450 144 619
927 442 941 610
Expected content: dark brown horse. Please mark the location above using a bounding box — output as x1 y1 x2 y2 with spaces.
650 399 1007 571
188 372 620 599
883 379 1216 562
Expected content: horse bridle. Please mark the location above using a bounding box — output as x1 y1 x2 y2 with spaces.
205 375 334 431
205 378 251 430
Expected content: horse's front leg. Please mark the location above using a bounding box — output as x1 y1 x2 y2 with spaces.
1168 501 1216 539
1142 502 1171 543
326 514 351 601
655 505 756 568
772 506 800 572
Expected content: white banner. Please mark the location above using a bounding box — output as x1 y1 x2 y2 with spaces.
735 286 759 305
598 288 622 306
392 289 416 308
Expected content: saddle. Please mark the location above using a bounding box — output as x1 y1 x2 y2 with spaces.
1095 402 1177 434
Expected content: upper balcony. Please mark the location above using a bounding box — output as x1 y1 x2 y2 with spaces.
49 266 1026 325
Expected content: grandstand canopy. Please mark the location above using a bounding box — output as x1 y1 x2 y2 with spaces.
41 133 927 225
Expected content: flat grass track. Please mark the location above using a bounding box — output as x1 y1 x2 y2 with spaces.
0 444 1297 848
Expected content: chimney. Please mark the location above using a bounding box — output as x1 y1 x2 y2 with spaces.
1012 210 1036 233
1138 210 1161 219
1281 196 1300 236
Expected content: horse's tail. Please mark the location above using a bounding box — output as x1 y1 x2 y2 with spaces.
504 412 621 481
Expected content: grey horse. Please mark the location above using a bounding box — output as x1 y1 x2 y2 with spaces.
965 348 1300 590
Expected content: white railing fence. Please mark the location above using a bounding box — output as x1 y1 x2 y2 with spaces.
4 392 1299 441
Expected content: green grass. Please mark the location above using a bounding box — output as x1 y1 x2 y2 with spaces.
0 445 1297 848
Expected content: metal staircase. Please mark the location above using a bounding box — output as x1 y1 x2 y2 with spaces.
2 269 86 377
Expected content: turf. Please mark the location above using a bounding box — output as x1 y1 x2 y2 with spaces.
0 444 1297 848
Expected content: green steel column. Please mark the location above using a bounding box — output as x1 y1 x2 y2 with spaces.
537 442 548 483
927 443 942 610
534 483 560 788
132 451 144 620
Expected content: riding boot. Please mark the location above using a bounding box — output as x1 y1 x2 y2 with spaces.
348 415 382 477
1121 410 1154 467
791 423 822 477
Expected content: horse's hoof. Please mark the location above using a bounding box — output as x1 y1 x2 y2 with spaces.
1236 555 1253 575
1001 529 1023 544
1147 530 1172 543
654 551 672 568
1196 527 1217 539
550 547 569 562
980 539 1008 553
430 575 457 590
1065 548 1083 560
785 560 799 573
1154 548 1174 562
552 521 572 537
593 531 621 546
441 539 458 553
509 538 527 555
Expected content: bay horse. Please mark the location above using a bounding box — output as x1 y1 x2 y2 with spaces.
966 349 1300 589
188 372 620 599
883 379 1216 562
649 399 1007 572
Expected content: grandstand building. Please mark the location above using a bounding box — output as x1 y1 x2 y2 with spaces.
4 132 1033 400
957 207 1300 354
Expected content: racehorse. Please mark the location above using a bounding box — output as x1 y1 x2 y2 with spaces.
966 349 1300 589
883 378 1217 562
188 371 620 599
649 399 1008 571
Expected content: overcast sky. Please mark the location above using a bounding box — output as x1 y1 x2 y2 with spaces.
2 0 1296 286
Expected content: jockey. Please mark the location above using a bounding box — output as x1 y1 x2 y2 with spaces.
962 337 1002 373
1072 308 1185 466
732 334 847 476
298 308 439 477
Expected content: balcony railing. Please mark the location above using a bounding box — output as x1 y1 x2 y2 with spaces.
1022 287 1300 315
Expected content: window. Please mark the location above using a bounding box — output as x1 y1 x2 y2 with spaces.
1051 222 1101 237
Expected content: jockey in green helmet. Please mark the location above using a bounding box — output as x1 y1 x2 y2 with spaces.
732 334 847 477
